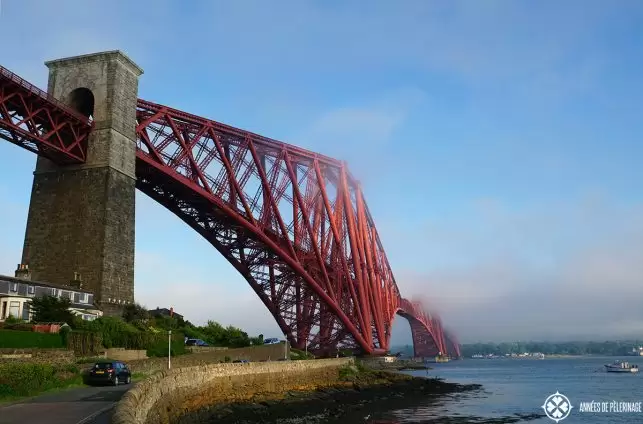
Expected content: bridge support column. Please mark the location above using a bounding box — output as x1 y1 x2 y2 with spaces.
20 51 143 316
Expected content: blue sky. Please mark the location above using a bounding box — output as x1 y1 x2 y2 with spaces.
1 1 643 344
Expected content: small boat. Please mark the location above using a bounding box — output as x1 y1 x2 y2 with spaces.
605 360 639 373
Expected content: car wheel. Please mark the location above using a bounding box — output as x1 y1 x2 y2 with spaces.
113 376 119 386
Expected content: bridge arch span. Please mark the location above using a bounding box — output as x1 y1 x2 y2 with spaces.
394 299 446 358
134 99 400 356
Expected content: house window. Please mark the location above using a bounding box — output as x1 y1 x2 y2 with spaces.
8 301 20 318
81 293 89 304
27 286 35 295
21 303 30 321
51 288 56 296
10 283 17 292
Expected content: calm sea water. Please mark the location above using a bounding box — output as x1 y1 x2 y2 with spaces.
369 356 643 423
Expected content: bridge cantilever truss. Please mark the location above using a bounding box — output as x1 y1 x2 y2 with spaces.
0 66 92 164
0 63 460 357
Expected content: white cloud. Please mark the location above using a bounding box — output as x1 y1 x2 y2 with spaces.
296 87 426 181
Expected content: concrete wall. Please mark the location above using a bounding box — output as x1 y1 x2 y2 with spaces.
112 358 352 424
188 342 288 361
127 343 291 375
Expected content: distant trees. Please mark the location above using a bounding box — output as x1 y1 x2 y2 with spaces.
461 340 640 357
250 334 264 346
120 303 257 348
196 320 253 347
29 295 74 324
121 303 149 323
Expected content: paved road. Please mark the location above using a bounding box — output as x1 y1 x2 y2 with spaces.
0 384 131 424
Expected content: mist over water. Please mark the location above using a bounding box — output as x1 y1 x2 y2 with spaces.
392 198 643 345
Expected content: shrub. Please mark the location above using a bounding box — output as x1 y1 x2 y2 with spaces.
1 323 34 332
146 334 186 357
67 331 103 356
290 348 315 360
0 329 63 348
74 316 156 350
0 363 82 399
59 325 71 345
4 316 23 325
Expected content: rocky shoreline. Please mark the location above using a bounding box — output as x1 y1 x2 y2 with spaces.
173 363 483 424
364 359 432 371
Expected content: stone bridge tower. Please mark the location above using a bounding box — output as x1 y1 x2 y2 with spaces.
20 51 143 315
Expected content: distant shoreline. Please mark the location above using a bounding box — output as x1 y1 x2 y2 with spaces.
545 354 584 357
469 354 641 359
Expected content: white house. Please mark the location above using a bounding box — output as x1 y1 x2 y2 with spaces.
0 267 102 322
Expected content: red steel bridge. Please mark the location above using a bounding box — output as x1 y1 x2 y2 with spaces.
0 63 461 359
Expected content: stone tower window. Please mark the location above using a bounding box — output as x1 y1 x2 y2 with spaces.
68 87 95 120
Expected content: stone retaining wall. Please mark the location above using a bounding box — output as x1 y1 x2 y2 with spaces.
188 342 289 361
104 348 148 361
112 358 352 424
185 346 228 353
125 343 291 375
0 348 74 364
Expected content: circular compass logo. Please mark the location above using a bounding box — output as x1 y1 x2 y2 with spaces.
542 391 573 422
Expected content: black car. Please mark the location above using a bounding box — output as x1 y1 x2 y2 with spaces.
86 361 132 386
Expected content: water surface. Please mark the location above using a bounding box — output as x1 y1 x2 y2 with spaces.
377 356 643 423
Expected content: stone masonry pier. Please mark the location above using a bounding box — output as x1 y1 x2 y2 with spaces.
111 358 352 424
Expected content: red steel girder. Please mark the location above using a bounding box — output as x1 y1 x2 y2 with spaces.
0 65 92 164
444 331 462 358
134 98 400 355
409 320 442 357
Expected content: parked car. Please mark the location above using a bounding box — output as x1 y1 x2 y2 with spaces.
185 338 209 346
263 338 280 345
233 359 250 363
86 361 131 386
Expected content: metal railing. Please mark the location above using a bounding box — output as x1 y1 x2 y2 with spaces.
0 64 93 126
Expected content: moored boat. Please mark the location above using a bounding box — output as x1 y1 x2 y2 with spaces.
605 360 639 373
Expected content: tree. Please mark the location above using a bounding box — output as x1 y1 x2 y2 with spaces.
122 303 149 323
225 325 250 347
29 295 74 324
250 334 264 345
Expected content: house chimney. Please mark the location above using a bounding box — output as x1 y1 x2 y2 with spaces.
70 272 83 290
14 264 31 280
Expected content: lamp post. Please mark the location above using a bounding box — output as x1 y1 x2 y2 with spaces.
284 334 288 360
168 306 174 370
168 329 172 369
